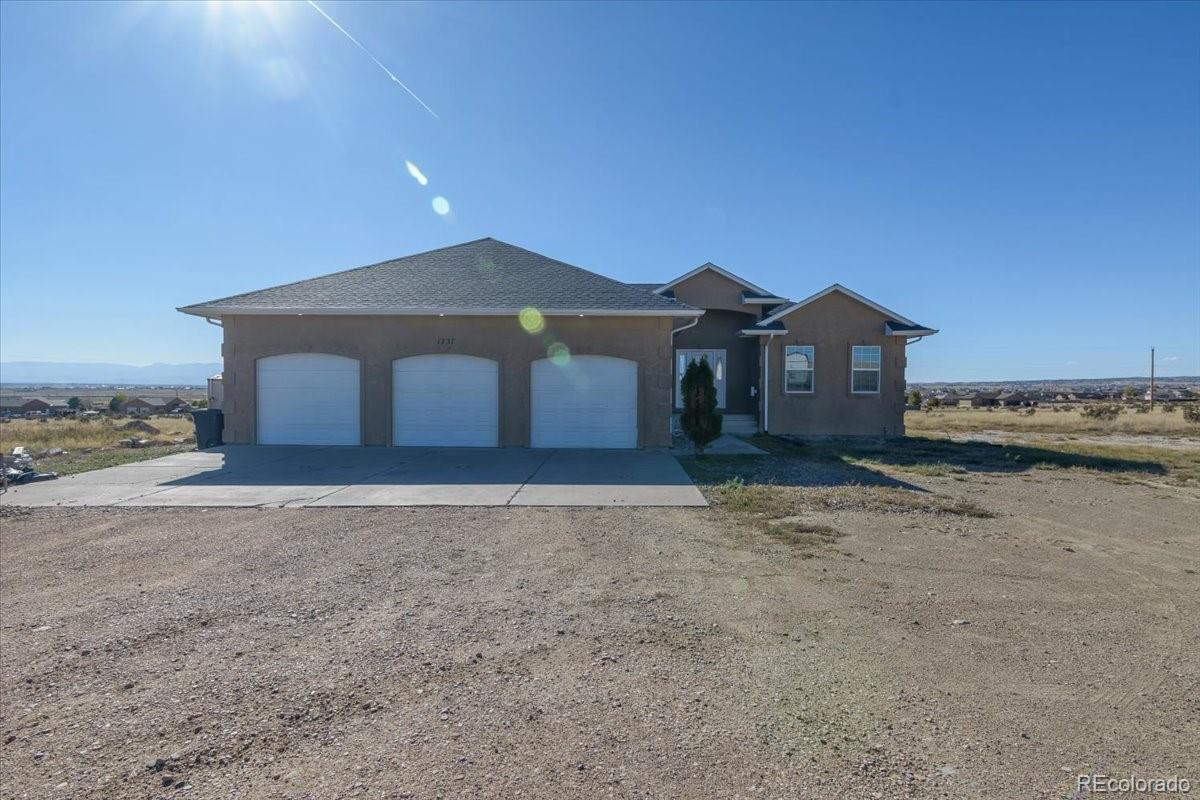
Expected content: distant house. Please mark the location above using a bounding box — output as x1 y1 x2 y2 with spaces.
3 397 68 415
121 398 155 415
998 391 1036 407
970 391 1001 408
162 397 192 413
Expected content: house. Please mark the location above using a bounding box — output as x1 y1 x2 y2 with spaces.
162 397 193 413
970 390 1001 407
997 391 1038 407
178 238 936 448
121 398 155 415
1 397 68 416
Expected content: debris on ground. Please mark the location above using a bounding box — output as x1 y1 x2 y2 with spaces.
2 448 58 487
118 438 163 448
120 420 162 435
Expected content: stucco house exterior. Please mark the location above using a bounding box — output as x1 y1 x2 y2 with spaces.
179 238 936 448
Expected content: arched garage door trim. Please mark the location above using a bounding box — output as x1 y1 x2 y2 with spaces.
392 354 500 447
256 353 361 445
531 355 638 449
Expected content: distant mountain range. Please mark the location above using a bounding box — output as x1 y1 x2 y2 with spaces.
0 361 222 387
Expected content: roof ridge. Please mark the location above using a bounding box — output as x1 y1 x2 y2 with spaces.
489 238 661 298
181 238 496 310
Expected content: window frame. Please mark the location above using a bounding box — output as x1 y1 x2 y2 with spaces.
849 345 882 395
783 345 815 395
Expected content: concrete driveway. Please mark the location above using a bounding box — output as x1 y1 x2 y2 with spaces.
0 445 706 508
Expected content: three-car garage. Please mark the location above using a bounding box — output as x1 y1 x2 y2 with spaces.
254 353 640 449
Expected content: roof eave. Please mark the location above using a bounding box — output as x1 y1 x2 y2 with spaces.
884 322 939 337
178 306 704 319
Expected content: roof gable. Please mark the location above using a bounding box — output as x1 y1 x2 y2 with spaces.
759 284 919 327
654 262 771 296
179 239 700 318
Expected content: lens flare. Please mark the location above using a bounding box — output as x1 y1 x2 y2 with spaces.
405 160 428 186
547 342 571 366
519 307 545 334
432 196 451 216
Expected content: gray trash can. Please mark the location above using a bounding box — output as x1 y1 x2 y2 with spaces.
192 409 224 449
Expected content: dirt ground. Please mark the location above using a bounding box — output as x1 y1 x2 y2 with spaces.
1 467 1197 799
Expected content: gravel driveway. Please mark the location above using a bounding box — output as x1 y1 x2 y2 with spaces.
1 467 1197 798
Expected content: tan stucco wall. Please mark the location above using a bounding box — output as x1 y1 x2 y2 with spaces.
219 314 676 447
669 270 764 415
761 292 907 438
674 309 760 414
667 269 754 313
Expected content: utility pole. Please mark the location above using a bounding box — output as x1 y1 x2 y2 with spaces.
1150 346 1155 410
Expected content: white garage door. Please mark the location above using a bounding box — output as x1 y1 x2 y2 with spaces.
257 354 361 445
531 356 637 448
393 355 499 447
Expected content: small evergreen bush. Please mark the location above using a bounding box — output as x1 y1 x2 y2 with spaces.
680 357 723 455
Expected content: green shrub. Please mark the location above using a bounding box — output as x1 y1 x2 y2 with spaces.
1080 403 1121 421
680 357 722 454
1183 405 1200 424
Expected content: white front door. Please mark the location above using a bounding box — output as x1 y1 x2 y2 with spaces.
392 354 499 447
531 356 638 448
257 353 361 445
676 349 726 409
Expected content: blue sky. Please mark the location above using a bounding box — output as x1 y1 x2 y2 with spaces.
1 0 1197 381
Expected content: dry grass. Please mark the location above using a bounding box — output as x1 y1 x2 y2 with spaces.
38 444 197 476
764 519 844 550
906 406 1200 437
785 433 1199 486
0 418 196 475
0 417 194 452
706 476 994 519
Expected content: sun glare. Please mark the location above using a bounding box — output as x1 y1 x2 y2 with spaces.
405 161 429 186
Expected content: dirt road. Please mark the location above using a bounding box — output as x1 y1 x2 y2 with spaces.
2 469 1197 798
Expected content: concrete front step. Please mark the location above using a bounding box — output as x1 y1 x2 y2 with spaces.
672 413 759 435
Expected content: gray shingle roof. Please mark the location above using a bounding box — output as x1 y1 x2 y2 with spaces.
180 239 699 317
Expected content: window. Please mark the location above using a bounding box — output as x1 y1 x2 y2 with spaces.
784 346 814 393
851 345 881 393
677 350 727 408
